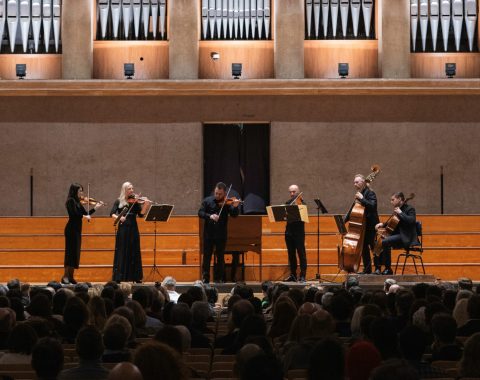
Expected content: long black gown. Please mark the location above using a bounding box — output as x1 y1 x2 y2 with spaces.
110 200 143 282
64 198 95 268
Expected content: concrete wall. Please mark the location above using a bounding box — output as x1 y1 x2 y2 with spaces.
2 123 202 216
2 120 478 215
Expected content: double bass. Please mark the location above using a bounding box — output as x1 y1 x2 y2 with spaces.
372 193 415 256
338 165 381 273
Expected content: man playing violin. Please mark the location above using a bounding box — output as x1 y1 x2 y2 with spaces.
198 182 240 283
284 184 307 282
345 175 380 274
375 192 417 275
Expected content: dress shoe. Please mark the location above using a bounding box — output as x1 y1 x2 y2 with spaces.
284 274 297 282
298 276 306 283
202 278 210 284
134 280 142 284
358 270 372 275
382 268 393 275
60 277 70 285
374 269 381 275
69 278 78 285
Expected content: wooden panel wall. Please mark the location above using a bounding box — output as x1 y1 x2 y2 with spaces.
93 41 169 79
199 41 274 79
411 53 480 79
304 40 379 78
0 215 479 283
0 55 62 80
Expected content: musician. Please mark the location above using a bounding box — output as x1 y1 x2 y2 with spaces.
63 183 103 285
198 182 240 283
284 184 307 282
110 182 151 283
345 175 379 274
375 192 417 275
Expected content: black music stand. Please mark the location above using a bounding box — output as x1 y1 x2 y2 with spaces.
268 205 304 223
312 199 329 281
144 204 174 282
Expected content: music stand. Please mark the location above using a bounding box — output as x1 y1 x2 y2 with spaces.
312 199 328 281
144 204 174 282
334 215 347 235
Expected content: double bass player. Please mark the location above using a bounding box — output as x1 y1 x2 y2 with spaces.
344 174 380 274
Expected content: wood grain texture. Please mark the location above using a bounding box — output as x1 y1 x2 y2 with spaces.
0 55 62 80
0 215 478 282
411 53 480 79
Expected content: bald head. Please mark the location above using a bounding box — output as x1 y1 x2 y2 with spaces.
289 185 300 199
108 362 143 380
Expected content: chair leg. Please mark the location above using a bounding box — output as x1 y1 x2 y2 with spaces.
402 254 408 275
419 255 426 274
412 256 418 275
395 254 403 274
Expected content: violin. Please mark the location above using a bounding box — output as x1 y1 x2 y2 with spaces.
289 192 304 206
127 194 152 204
80 196 107 206
222 196 244 206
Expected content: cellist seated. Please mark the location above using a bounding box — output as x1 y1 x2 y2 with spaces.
374 192 417 275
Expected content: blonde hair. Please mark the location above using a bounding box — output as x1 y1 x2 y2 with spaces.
118 182 133 208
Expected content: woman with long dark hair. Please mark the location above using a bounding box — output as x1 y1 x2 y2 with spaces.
110 182 151 283
63 183 103 284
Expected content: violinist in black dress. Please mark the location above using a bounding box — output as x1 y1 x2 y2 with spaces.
198 182 240 283
63 183 103 285
110 182 151 283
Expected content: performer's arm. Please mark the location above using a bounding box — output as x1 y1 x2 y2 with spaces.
397 206 416 225
198 200 211 220
359 190 377 210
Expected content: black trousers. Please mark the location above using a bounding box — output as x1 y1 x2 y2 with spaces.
285 233 307 277
362 229 376 273
202 238 226 281
377 234 404 269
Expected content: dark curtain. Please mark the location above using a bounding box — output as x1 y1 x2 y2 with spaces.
203 123 270 214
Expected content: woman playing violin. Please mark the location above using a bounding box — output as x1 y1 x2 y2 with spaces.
110 182 151 283
63 183 104 285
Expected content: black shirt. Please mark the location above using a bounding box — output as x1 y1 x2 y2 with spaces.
198 196 239 240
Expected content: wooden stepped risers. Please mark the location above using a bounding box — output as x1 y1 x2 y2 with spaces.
0 215 479 282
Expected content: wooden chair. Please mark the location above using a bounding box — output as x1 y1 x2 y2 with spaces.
431 360 459 370
211 361 235 371
188 347 212 356
209 369 235 379
185 354 210 364
395 221 425 274
212 354 235 363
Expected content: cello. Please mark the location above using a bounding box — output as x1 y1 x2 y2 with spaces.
338 165 381 273
372 193 415 256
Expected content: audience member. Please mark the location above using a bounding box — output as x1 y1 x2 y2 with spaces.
31 337 64 380
107 362 143 380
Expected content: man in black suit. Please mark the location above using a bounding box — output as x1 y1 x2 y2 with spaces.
375 192 417 275
284 184 307 282
198 182 240 283
345 174 380 274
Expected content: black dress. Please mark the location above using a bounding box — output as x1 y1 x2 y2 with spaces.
64 198 95 268
110 199 143 282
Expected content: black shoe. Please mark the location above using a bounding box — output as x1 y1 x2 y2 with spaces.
358 270 372 275
298 276 306 283
202 278 210 284
69 278 78 285
382 269 393 275
61 277 70 285
374 269 381 275
284 274 297 282
134 280 142 284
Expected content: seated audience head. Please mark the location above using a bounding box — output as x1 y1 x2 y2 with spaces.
27 293 52 318
170 302 193 328
240 352 283 380
8 323 38 354
126 300 147 329
234 343 263 378
154 324 185 354
31 337 64 379
453 297 471 328
191 301 211 327
369 359 419 380
308 337 345 380
232 299 255 329
346 340 382 380
467 294 480 319
104 315 132 351
398 325 426 361
133 341 188 380
459 332 480 378
108 362 143 380
459 277 474 291
370 317 398 359
76 325 104 360
431 313 457 345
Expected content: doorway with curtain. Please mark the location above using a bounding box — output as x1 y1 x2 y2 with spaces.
203 123 270 214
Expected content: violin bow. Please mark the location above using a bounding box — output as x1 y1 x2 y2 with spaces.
217 184 233 220
87 183 91 223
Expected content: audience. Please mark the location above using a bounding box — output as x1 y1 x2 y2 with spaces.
31 337 64 380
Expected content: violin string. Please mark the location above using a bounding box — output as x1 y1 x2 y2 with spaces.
217 184 233 220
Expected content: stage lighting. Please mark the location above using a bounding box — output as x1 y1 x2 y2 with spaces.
445 62 456 78
124 63 135 79
16 64 27 79
232 63 242 79
210 52 220 60
338 63 349 78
